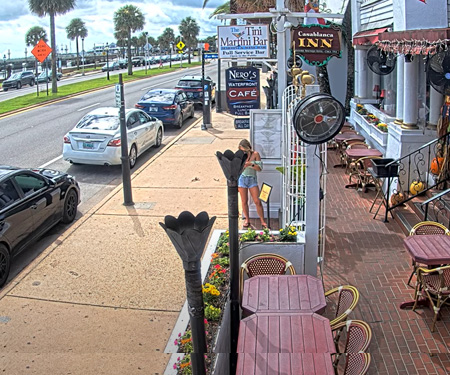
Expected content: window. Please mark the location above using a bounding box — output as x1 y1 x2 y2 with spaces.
137 112 149 124
0 179 20 210
13 174 46 197
127 113 139 128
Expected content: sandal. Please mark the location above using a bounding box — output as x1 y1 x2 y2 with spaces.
261 224 268 229
243 222 250 228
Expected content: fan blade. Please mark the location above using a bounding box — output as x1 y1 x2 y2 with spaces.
428 68 447 87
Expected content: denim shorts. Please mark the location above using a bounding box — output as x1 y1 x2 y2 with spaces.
238 175 258 188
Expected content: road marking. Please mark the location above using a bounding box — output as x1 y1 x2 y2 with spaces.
78 102 100 111
140 77 183 91
39 155 63 168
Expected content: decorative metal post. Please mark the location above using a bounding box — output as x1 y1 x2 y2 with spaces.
216 150 247 373
160 211 216 375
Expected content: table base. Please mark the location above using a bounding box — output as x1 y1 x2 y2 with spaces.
399 298 429 310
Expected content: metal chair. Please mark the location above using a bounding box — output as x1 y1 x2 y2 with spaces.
339 353 371 375
344 143 369 174
348 156 382 192
406 221 450 287
324 285 360 327
239 253 296 301
413 264 450 332
332 320 372 368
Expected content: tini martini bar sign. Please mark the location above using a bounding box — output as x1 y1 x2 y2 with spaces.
218 25 270 59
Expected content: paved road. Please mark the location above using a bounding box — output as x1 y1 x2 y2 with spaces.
0 61 217 285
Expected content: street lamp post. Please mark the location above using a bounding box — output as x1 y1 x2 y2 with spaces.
169 43 172 68
105 43 110 80
81 37 85 76
24 48 27 67
3 55 6 79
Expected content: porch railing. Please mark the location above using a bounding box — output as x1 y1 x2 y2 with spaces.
422 188 450 228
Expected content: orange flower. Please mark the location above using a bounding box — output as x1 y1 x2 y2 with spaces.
211 253 219 259
180 362 191 369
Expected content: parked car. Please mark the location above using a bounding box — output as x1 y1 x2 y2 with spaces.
63 107 164 168
36 70 62 83
175 75 216 106
132 56 146 67
0 166 80 287
135 89 194 128
101 62 120 72
118 59 128 68
2 71 35 91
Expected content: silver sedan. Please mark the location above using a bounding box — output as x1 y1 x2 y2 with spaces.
63 107 164 168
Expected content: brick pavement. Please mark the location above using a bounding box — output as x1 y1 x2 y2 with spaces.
323 150 450 374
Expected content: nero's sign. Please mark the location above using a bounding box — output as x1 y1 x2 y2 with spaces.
225 67 260 117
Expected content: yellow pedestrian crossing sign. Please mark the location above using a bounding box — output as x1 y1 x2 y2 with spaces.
176 41 185 50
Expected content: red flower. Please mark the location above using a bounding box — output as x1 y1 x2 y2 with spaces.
214 264 221 270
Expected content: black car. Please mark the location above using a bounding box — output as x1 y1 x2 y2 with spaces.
132 56 146 67
175 75 216 106
0 166 80 287
2 71 36 91
135 89 194 128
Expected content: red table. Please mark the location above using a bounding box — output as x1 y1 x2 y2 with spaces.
241 275 326 315
334 133 365 143
237 312 335 353
400 235 450 309
236 353 335 375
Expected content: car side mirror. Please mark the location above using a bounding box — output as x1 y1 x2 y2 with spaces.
47 179 56 188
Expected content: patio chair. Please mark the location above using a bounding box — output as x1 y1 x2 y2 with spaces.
406 221 450 287
338 353 371 375
344 143 369 173
239 253 296 301
413 264 450 332
331 320 372 368
348 156 382 192
324 285 360 327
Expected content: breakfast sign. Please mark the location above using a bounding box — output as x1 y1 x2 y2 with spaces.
291 24 342 66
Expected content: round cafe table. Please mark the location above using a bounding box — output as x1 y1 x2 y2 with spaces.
334 133 365 143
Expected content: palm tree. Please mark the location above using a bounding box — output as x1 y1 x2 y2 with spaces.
158 28 175 52
28 0 76 93
179 17 199 64
66 18 88 70
113 4 145 75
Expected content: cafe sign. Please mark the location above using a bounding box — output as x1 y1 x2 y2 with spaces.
218 25 270 59
291 24 342 66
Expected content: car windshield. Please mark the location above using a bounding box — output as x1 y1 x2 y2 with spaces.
141 92 174 103
39 71 50 77
177 80 202 88
76 114 119 130
9 73 20 80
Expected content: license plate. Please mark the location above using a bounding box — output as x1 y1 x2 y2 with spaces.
149 107 157 112
83 142 94 149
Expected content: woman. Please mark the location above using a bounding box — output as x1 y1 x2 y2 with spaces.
238 139 268 229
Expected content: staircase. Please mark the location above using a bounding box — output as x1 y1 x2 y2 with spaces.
383 132 450 234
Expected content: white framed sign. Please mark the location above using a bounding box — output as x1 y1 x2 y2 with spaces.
250 109 282 159
218 25 270 59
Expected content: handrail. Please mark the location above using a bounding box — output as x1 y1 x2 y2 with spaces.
421 188 450 206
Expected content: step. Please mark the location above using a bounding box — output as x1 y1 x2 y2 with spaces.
394 209 421 235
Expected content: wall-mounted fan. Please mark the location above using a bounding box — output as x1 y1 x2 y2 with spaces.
427 51 450 95
366 46 396 75
292 93 345 144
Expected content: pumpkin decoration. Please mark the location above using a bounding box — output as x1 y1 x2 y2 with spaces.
430 157 444 175
410 181 425 195
390 192 404 206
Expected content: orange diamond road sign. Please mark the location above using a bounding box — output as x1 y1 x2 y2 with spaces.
204 43 210 51
31 39 52 63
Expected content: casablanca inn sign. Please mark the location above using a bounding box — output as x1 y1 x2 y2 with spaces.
291 24 342 66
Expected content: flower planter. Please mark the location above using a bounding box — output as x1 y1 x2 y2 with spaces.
370 123 388 146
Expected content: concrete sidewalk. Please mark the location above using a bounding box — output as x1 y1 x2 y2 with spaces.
0 111 246 374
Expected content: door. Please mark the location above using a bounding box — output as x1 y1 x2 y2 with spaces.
127 111 147 154
137 111 155 149
176 93 188 119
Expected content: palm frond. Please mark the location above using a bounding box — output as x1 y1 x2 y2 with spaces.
210 1 231 19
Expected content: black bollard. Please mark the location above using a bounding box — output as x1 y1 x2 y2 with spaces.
215 150 247 374
160 211 216 375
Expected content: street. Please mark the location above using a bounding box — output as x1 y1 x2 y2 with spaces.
0 61 217 285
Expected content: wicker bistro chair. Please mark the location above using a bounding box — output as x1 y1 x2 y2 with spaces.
344 143 370 174
339 353 371 375
348 156 382 192
413 264 450 332
406 221 450 287
239 253 296 301
332 320 372 368
324 285 360 327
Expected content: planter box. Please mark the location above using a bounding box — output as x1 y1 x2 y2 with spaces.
370 123 388 147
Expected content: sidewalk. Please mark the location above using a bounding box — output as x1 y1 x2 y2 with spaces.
1 109 449 375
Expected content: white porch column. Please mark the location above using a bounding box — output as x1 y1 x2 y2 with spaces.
372 73 380 100
428 86 444 129
355 46 368 98
394 55 405 125
402 55 419 129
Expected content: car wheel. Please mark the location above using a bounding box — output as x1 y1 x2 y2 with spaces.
17 82 22 89
154 128 163 148
0 244 11 288
129 144 137 169
3 88 8 92
62 189 78 224
30 79 35 87
176 115 183 129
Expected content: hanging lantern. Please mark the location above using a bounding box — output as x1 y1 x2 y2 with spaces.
430 157 445 175
410 181 425 195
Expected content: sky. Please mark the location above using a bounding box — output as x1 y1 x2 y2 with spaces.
0 0 346 59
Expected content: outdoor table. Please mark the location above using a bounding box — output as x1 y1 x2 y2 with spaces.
236 353 335 375
333 133 366 168
237 312 335 353
400 235 450 309
344 148 383 189
241 275 326 315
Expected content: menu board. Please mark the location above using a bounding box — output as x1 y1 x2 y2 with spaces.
250 110 282 159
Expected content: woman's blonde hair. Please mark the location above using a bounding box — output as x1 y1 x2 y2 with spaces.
239 139 252 152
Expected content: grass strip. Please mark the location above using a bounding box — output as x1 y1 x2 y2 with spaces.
0 62 202 115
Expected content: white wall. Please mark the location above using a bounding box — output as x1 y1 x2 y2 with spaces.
394 0 447 30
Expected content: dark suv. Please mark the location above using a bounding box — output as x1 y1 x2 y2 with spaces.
132 56 146 67
175 75 216 106
2 71 36 91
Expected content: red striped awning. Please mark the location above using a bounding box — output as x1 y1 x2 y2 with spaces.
353 28 389 46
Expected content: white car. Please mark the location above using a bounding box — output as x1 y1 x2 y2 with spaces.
63 107 164 168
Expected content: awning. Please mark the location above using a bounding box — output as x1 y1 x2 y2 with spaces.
353 28 389 46
377 27 450 55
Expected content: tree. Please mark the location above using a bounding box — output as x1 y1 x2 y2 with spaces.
66 18 88 70
179 17 199 64
131 36 140 55
158 28 175 52
113 4 145 75
28 0 76 93
25 26 48 47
